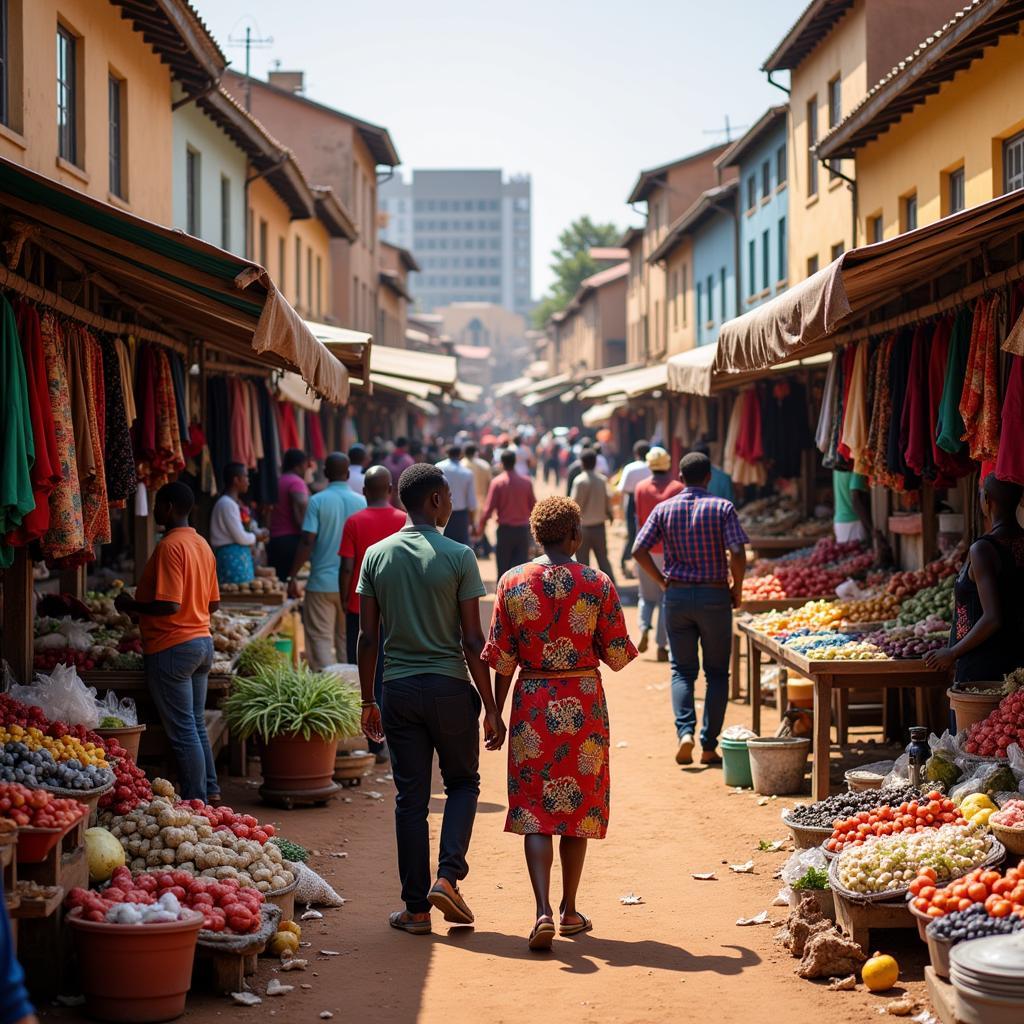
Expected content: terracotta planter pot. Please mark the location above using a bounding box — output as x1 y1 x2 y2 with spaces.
96 723 147 762
259 732 339 792
947 685 1004 734
67 908 203 1022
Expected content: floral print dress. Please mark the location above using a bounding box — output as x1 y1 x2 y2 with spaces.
482 561 637 839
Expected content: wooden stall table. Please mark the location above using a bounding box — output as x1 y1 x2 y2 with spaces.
744 534 825 557
736 620 949 801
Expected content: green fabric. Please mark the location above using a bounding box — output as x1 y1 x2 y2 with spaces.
357 524 485 683
0 295 34 567
936 306 972 455
833 470 867 524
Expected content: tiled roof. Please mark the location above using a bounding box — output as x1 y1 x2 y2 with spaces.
762 0 856 72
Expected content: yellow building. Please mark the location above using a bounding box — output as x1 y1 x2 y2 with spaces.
764 0 963 277
0 0 222 221
817 1 1024 245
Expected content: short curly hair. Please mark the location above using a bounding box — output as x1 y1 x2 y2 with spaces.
530 496 581 546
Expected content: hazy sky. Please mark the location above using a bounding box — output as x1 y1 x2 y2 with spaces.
193 1 807 298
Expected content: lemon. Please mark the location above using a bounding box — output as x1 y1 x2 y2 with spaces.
863 951 899 992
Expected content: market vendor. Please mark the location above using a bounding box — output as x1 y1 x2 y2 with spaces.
114 482 221 803
268 448 311 581
209 463 268 585
924 474 1024 682
833 466 872 543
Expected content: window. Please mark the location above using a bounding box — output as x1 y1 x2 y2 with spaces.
57 25 78 164
719 267 726 319
761 160 771 200
671 271 678 327
949 167 965 214
696 281 703 330
828 76 842 129
0 0 8 127
306 246 312 313
748 238 756 297
807 255 819 276
762 230 770 291
185 147 200 235
277 237 285 282
681 265 688 326
108 73 124 198
316 255 322 318
777 218 787 281
869 215 883 244
747 175 756 211
258 219 268 266
294 237 301 302
706 274 713 323
776 144 787 188
1005 131 1024 193
220 176 231 250
903 193 918 232
831 242 844 261
806 96 818 197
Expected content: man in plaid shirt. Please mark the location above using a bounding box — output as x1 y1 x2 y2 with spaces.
633 451 748 767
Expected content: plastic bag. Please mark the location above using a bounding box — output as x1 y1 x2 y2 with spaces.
11 663 100 727
781 846 829 889
882 730 968 789
32 616 96 652
949 758 1021 804
292 862 344 907
96 690 138 727
322 663 359 687
721 725 757 741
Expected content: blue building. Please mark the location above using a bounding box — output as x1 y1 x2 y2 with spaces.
715 106 789 312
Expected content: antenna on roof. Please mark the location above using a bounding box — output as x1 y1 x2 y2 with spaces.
228 22 274 111
702 115 748 143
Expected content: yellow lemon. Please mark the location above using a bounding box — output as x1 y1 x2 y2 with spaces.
863 951 899 992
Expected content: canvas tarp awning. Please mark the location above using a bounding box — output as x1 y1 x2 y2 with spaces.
408 396 440 416
714 186 1024 375
582 400 627 427
0 155 353 404
276 371 322 412
372 344 457 389
371 372 436 400
667 343 718 396
493 375 533 398
520 372 572 396
455 381 483 403
578 362 667 400
306 321 373 394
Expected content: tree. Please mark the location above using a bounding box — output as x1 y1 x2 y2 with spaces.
531 215 622 328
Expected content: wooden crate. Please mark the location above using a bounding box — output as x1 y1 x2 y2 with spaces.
925 966 961 1024
833 891 916 954
18 817 88 891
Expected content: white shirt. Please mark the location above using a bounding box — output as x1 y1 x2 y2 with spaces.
437 458 478 512
348 465 365 495
210 495 257 548
617 459 652 495
500 443 532 476
595 453 610 476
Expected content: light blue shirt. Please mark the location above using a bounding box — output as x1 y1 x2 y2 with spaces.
301 482 366 592
708 465 735 504
437 458 478 513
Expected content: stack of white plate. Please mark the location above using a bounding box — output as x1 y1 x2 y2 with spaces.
949 933 1024 1024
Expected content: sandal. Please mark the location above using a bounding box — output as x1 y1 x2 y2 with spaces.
559 912 593 937
528 916 556 951
389 910 431 935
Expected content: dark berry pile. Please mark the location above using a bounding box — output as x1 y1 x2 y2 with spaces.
787 786 923 828
927 903 1024 944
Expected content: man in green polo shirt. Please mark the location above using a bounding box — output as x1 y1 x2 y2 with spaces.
833 468 872 544
356 463 504 937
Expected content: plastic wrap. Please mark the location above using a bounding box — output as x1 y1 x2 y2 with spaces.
12 664 100 727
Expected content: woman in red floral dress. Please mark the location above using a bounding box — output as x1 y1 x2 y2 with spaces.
482 496 637 951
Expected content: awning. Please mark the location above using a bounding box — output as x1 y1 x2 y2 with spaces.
667 344 718 396
578 362 667 400
455 381 483 403
521 372 572 396
453 344 491 360
0 155 353 404
306 321 373 394
276 371 322 412
493 375 533 398
372 344 457 390
408 396 440 416
370 373 437 400
582 400 626 427
714 187 1024 375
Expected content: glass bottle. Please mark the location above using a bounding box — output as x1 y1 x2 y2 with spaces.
906 726 930 788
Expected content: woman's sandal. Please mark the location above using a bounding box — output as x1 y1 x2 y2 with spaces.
389 910 432 935
528 916 556 951
559 912 593 937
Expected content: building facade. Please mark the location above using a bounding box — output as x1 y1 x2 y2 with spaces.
548 262 627 376
377 241 418 348
379 168 532 317
817 3 1024 246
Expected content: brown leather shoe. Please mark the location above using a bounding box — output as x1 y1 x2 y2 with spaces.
428 878 474 924
700 750 723 766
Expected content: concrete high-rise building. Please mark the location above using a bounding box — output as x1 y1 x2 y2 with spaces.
379 169 532 318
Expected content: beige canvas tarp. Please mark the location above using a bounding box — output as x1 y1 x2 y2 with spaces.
666 343 718 396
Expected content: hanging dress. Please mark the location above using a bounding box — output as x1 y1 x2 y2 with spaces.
0 296 34 567
960 294 1001 463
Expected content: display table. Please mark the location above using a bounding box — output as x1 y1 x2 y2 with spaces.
736 620 950 800
745 535 823 556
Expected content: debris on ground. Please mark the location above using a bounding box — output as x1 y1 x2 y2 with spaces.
828 975 857 991
230 992 262 1006
729 860 755 873
797 929 867 980
280 959 308 971
885 998 918 1016
619 892 644 905
266 979 293 997
691 872 717 881
777 895 833 957
736 910 770 926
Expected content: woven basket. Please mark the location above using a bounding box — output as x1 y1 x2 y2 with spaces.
782 814 834 850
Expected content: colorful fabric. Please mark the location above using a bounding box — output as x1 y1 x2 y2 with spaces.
230 379 256 469
269 472 309 538
0 296 33 567
996 355 1024 485
214 543 255 585
842 343 870 473
633 476 684 556
101 336 137 508
901 323 931 477
481 560 637 838
305 409 325 462
39 314 84 561
960 293 1001 462
634 486 748 583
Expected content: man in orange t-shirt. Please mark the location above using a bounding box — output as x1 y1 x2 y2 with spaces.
115 481 221 801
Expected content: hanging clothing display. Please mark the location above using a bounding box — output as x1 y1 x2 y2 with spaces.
248 382 265 464
901 322 932 479
251 383 280 506
815 354 839 454
840 343 869 472
305 409 326 462
115 337 136 427
884 329 919 492
936 306 972 457
0 296 34 567
822 347 847 469
167 350 190 444
959 293 1001 463
101 336 137 508
996 355 1024 485
134 345 185 492
205 376 231 489
229 379 256 469
761 379 811 479
275 401 302 452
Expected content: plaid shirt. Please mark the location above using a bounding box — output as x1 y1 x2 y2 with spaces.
634 486 748 583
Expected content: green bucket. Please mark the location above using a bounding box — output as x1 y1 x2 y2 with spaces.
273 636 294 658
721 738 753 788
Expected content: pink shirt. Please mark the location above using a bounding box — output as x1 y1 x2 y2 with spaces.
480 472 536 528
269 473 309 537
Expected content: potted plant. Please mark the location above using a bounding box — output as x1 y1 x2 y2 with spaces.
222 665 361 801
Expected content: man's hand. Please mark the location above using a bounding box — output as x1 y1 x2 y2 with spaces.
286 578 301 600
924 648 955 673
257 528 270 542
483 710 506 751
114 592 139 619
730 583 744 609
362 704 384 744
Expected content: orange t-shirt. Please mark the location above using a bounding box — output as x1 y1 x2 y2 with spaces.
135 527 220 655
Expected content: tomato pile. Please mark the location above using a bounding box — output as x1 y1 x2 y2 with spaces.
825 793 966 853
886 556 959 598
175 799 277 844
964 689 1024 757
0 782 87 829
909 861 1024 919
67 866 266 933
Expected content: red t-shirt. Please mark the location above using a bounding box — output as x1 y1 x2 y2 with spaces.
634 476 684 555
338 505 409 613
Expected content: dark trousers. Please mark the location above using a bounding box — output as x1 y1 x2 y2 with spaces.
578 523 616 582
443 508 471 546
495 524 531 578
267 534 301 581
664 585 732 750
622 494 637 570
346 611 385 754
381 673 481 913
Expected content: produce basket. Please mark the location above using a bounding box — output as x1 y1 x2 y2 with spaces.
844 761 895 792
781 812 834 850
264 865 298 922
16 806 89 863
924 919 955 979
947 684 1005 734
990 821 1024 856
95 724 146 762
197 902 280 949
40 775 115 823
908 898 935 941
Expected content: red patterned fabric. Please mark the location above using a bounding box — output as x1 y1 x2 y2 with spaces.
960 294 1001 462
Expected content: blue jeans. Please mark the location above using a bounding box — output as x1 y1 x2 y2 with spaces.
144 636 219 800
637 551 667 649
664 586 732 750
